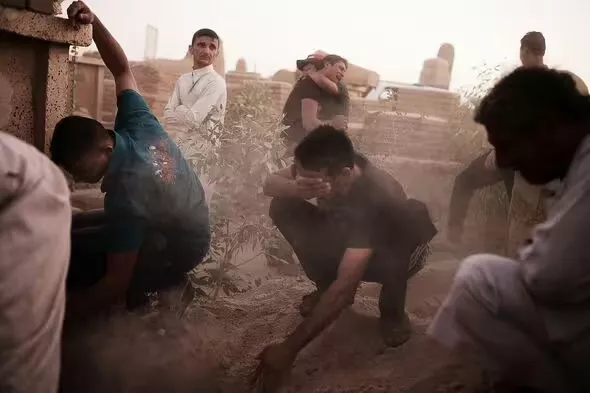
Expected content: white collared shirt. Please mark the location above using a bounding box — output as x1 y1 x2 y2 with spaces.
163 65 227 135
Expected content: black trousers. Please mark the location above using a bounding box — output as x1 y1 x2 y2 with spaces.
269 198 413 321
68 209 208 309
448 150 515 238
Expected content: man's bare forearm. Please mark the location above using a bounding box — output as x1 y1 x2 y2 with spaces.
302 117 330 132
284 280 356 353
91 17 130 78
263 176 299 198
309 73 339 95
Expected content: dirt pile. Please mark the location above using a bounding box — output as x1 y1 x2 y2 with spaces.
60 257 489 393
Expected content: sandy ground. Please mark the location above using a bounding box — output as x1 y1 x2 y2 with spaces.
60 252 478 393
63 164 504 393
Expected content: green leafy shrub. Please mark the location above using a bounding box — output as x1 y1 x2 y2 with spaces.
177 82 288 298
447 62 514 252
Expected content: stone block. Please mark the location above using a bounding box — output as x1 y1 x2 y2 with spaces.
0 32 35 144
0 0 26 9
0 5 92 46
0 6 91 151
27 0 53 14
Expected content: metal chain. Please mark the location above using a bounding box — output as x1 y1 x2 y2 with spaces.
70 44 78 114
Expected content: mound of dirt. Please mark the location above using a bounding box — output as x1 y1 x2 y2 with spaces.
61 257 492 393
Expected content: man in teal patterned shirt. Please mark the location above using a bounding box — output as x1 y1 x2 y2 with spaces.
50 1 210 313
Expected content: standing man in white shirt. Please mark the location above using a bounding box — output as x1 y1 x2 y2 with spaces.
164 28 227 140
164 28 227 203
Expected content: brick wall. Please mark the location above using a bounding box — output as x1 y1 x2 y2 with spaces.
352 114 454 162
100 63 163 128
73 58 460 157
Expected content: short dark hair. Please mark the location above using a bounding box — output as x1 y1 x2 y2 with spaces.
475 67 590 135
50 116 108 168
191 28 220 45
294 126 355 174
323 54 348 69
520 31 545 56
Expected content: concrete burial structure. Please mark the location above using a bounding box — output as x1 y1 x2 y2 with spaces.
0 0 91 152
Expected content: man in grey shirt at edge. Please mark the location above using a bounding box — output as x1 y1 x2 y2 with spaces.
0 76 71 392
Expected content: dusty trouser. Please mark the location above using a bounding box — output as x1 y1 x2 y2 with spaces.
269 197 428 321
448 150 514 244
428 254 590 393
68 209 208 309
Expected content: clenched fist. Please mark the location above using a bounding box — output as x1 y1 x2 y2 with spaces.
67 1 95 26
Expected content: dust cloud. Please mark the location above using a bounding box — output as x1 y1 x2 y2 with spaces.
59 256 487 393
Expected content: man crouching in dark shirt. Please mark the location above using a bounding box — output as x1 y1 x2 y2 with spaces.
253 126 437 390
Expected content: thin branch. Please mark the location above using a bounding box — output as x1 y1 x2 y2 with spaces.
233 251 265 268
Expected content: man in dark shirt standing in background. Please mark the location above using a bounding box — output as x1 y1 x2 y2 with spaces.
50 1 210 313
281 54 350 152
294 52 350 126
447 31 588 248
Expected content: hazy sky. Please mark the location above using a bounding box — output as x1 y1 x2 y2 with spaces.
80 0 590 90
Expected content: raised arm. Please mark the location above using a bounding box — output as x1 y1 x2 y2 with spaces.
68 2 162 135
308 72 340 95
67 1 137 95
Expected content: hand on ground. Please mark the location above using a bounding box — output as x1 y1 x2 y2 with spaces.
251 343 296 393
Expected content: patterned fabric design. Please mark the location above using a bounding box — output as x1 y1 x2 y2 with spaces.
408 243 432 278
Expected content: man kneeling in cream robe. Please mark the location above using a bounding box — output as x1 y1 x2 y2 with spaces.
429 67 590 392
